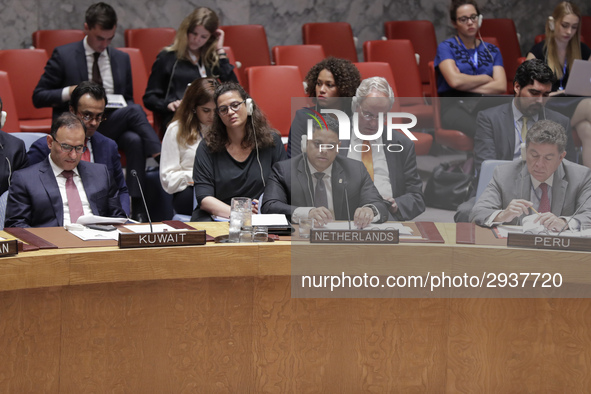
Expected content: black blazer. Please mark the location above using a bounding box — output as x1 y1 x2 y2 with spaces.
0 131 28 195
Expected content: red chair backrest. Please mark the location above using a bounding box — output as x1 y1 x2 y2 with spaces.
247 66 306 138
302 22 358 62
383 21 437 86
353 62 401 112
581 16 591 47
32 29 85 56
116 48 149 109
479 18 522 84
222 46 244 88
0 71 21 133
272 45 326 80
124 28 176 75
0 49 51 121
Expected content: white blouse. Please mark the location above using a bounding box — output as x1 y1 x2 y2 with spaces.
159 120 201 194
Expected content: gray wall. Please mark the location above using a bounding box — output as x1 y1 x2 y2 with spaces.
1 0 589 61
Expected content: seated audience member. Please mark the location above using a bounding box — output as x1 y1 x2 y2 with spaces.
434 0 506 138
262 115 389 228
28 81 130 215
474 59 575 175
160 78 218 216
0 97 28 195
192 82 287 221
31 2 161 221
470 120 591 230
5 113 126 228
287 57 361 158
343 77 425 220
526 1 591 167
143 7 237 131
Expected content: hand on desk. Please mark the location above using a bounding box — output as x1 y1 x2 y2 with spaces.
534 212 568 231
494 199 532 223
309 207 334 227
353 207 374 229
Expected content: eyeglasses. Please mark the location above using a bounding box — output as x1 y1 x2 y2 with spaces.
52 137 87 154
456 14 479 24
360 109 380 122
217 100 245 116
78 112 105 123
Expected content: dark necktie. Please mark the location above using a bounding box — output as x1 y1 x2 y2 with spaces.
313 172 328 209
539 183 550 213
92 52 103 86
62 170 84 223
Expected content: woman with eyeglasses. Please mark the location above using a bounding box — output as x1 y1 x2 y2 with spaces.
287 57 361 158
191 82 287 221
526 1 591 167
434 0 506 138
159 78 218 216
143 7 237 132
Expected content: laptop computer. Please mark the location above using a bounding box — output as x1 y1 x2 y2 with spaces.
560 59 591 97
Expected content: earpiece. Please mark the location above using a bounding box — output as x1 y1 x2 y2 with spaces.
548 16 555 32
477 14 483 29
245 98 253 116
0 111 5 129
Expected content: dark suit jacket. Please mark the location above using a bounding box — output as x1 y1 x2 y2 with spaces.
339 132 425 221
261 154 389 223
0 131 28 195
26 132 130 215
33 40 133 119
5 158 126 228
474 102 575 175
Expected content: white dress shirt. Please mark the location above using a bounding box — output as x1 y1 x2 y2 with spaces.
48 155 92 225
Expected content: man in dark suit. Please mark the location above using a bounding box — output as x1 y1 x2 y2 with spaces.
470 120 591 230
0 97 28 195
262 115 388 228
474 59 575 176
32 2 160 221
28 82 129 215
5 113 126 228
340 77 425 221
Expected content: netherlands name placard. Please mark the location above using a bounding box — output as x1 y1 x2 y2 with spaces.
310 229 399 244
118 230 206 249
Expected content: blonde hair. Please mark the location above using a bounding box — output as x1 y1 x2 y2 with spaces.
166 7 220 71
544 1 582 80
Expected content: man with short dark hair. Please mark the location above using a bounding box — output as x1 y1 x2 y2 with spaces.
474 59 575 175
5 113 125 228
28 81 130 215
32 2 160 221
0 97 28 195
262 116 389 228
470 120 591 230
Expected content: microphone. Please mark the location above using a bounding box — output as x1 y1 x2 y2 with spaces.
130 169 153 233
557 191 591 235
342 178 352 230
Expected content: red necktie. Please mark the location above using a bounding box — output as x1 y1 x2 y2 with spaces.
62 170 84 223
81 139 90 162
92 52 103 86
539 183 550 213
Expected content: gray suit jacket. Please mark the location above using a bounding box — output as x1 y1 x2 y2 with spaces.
474 102 575 175
469 159 591 227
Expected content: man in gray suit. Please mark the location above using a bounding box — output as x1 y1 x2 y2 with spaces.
470 120 591 231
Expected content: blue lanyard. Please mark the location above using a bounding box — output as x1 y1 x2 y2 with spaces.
456 36 479 69
558 60 568 91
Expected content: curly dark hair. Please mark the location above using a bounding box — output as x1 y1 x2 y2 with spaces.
304 57 361 98
206 82 278 152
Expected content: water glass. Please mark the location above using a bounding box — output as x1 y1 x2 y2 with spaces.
298 218 314 239
229 197 252 243
239 226 253 242
253 226 268 242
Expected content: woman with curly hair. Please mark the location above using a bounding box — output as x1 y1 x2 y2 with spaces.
143 7 237 131
287 57 361 158
191 82 287 221
160 78 218 216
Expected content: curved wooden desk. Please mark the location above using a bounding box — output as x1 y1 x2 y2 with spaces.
0 223 590 392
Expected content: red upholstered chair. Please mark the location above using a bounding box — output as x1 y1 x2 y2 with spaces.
428 61 473 151
124 28 176 75
581 16 591 47
302 22 358 62
535 34 545 44
0 71 21 133
353 61 433 155
116 47 155 132
0 49 52 133
220 25 271 91
222 46 244 87
479 19 522 93
272 45 326 81
363 40 433 129
383 20 437 97
246 66 305 140
32 29 85 56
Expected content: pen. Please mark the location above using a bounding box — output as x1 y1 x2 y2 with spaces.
530 206 539 214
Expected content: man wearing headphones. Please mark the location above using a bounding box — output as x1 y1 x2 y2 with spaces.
261 115 388 228
0 97 28 195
